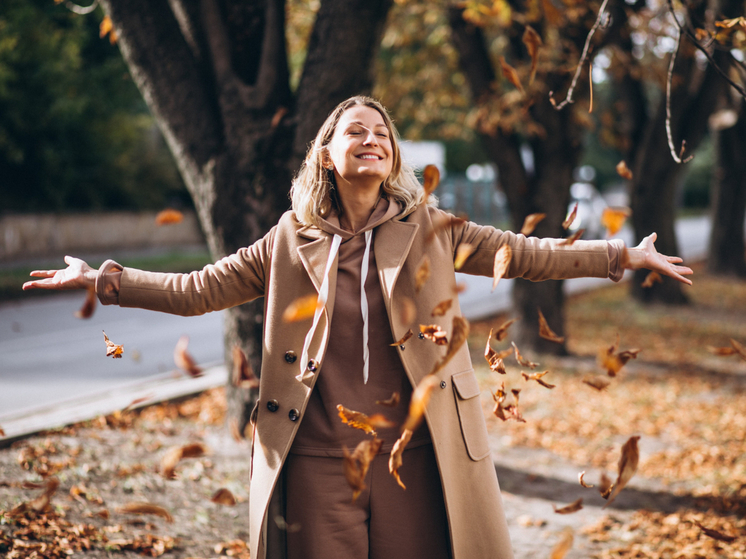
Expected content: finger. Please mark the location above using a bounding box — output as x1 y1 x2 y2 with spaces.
28 270 57 278
672 265 693 275
649 232 657 242
665 256 683 264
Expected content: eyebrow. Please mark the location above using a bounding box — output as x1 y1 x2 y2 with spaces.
347 121 388 129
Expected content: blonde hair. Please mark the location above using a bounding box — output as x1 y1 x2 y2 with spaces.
291 96 428 227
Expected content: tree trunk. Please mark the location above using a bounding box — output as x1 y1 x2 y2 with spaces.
709 97 746 276
100 0 393 435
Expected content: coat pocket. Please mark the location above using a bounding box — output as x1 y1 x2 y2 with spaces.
452 370 491 461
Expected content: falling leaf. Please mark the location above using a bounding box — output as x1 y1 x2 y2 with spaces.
512 341 538 369
75 288 97 319
499 56 524 92
274 515 302 533
390 329 414 346
730 338 746 361
422 164 440 197
389 429 413 490
641 271 663 288
599 472 614 499
99 15 116 44
493 318 517 341
454 244 476 270
376 392 400 407
174 335 202 377
343 437 383 501
520 213 546 236
399 298 417 326
154 208 184 226
707 345 737 356
160 442 207 479
430 316 470 377
549 527 574 559
415 255 431 293
495 387 526 422
492 245 512 291
599 336 641 376
522 26 542 85
402 375 440 432
0 426 5 436
232 346 259 389
282 294 320 322
492 382 507 420
560 229 585 246
694 521 737 543
103 330 123 359
270 106 288 128
601 207 632 236
578 471 594 488
538 309 565 343
337 405 394 435
553 498 583 514
604 436 640 508
616 160 633 180
210 488 237 506
116 502 174 523
563 203 578 230
582 375 611 391
431 299 453 317
521 370 555 389
485 330 508 374
420 324 448 346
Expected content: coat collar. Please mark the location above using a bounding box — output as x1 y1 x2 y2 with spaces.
374 219 419 302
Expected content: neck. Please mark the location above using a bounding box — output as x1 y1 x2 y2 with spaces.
336 183 382 233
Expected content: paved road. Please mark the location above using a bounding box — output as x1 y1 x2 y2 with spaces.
0 217 711 439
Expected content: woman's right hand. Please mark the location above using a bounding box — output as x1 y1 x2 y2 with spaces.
23 256 97 291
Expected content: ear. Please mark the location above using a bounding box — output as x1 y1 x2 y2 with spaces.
321 150 334 170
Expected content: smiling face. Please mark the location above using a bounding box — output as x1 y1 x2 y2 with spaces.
326 105 394 190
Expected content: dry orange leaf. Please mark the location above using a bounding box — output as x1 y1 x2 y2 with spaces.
389 429 413 490
485 330 508 374
174 335 202 377
616 160 633 180
0 426 5 436
563 203 578 230
512 341 538 369
694 521 738 543
537 309 564 343
402 375 440 432
641 271 663 288
522 25 542 85
160 442 207 479
399 298 417 326
415 255 431 293
560 228 585 246
99 15 113 39
499 56 524 92
730 338 746 361
492 245 512 291
599 472 614 499
521 370 555 389
210 488 237 506
75 287 97 319
282 294 320 323
578 471 594 488
599 336 641 376
422 164 440 197
390 329 414 347
102 330 123 359
707 345 737 356
344 437 383 501
420 324 448 346
549 527 574 559
454 243 476 270
376 392 400 407
430 316 470 377
431 299 453 317
493 318 517 341
520 213 545 236
601 207 632 236
603 435 640 508
154 208 184 226
582 375 611 391
553 498 583 514
337 405 394 435
116 502 174 523
232 346 259 389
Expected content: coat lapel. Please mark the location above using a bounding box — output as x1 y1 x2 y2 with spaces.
296 232 338 316
374 219 419 302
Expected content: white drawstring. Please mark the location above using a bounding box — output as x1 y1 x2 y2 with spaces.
298 234 342 382
360 230 373 384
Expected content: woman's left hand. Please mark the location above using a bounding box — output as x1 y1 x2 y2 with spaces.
624 233 693 285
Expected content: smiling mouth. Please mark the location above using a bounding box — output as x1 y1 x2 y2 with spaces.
357 154 382 160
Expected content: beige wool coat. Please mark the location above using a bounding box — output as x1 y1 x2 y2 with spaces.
110 203 621 559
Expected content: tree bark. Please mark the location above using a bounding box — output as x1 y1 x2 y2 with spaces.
100 0 393 435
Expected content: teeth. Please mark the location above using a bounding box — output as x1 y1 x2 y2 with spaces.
359 155 379 160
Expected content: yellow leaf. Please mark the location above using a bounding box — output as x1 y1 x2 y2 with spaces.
390 329 414 346
562 203 578 230
603 436 640 508
641 271 663 288
155 208 184 226
553 498 583 514
344 437 382 501
520 213 545 236
415 255 431 293
454 243 476 270
431 299 453 317
337 405 394 435
601 207 631 236
538 308 564 343
422 164 440 197
282 294 320 322
388 429 413 490
492 245 512 291
402 375 440 432
99 15 114 39
616 160 633 180
102 330 123 359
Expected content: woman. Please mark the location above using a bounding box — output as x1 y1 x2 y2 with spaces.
24 96 692 559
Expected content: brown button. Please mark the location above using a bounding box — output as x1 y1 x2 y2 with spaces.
418 332 425 340
267 399 279 412
440 381 447 389
288 409 300 422
399 345 406 350
307 359 318 372
284 350 297 364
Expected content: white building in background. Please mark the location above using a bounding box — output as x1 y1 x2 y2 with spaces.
399 141 446 177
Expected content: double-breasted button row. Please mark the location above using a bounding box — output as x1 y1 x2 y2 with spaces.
307 359 318 372
266 399 301 422
284 350 297 364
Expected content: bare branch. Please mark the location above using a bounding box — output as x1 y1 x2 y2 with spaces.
63 0 99 15
665 24 694 164
549 0 611 110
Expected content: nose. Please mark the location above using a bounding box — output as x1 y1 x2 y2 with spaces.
363 129 378 146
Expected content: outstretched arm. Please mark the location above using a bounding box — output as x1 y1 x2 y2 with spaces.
23 256 97 291
623 233 693 285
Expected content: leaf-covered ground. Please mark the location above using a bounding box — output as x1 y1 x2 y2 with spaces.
1 266 745 558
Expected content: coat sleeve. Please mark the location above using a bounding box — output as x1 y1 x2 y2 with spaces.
111 226 276 316
446 211 625 282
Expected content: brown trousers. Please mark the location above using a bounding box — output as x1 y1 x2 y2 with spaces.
285 444 452 559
